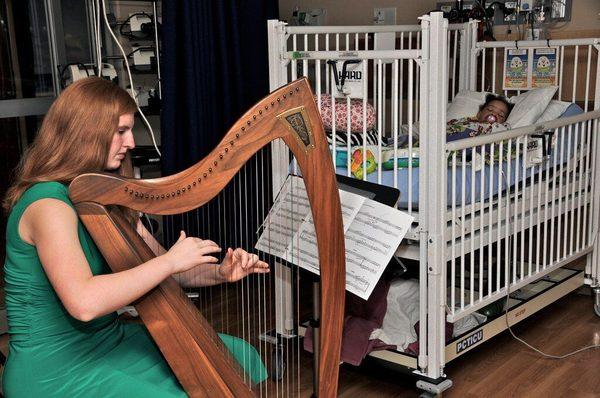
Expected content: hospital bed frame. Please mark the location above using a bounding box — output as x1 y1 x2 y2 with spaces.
267 12 600 395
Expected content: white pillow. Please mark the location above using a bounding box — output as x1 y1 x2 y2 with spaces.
506 87 557 128
446 90 488 121
536 100 571 123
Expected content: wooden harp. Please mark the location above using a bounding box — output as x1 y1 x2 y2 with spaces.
68 78 345 397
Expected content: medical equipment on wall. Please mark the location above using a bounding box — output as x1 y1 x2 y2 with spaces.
290 7 326 26
95 0 162 156
437 1 572 40
60 62 118 87
119 12 159 40
128 46 156 72
126 84 160 111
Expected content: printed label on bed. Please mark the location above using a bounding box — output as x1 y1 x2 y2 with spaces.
525 138 544 167
456 329 483 354
331 60 364 99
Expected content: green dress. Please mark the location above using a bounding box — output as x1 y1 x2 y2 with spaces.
3 182 267 397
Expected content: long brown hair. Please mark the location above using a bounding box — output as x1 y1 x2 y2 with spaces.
3 77 138 211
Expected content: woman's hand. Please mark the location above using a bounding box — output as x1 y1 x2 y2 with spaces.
162 231 222 274
218 248 270 283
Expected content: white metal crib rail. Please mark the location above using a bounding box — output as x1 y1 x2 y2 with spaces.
444 111 600 322
267 19 470 223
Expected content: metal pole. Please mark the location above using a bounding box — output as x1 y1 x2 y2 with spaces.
153 0 162 99
417 15 430 372
44 0 61 96
426 11 448 380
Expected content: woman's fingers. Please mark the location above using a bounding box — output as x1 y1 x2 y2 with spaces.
194 238 219 248
198 245 221 255
199 256 219 264
176 230 186 243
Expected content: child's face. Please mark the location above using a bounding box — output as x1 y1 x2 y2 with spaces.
477 100 509 124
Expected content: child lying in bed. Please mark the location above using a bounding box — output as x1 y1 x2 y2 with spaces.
340 94 515 176
447 94 514 138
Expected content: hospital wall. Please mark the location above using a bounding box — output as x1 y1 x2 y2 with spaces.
278 0 599 35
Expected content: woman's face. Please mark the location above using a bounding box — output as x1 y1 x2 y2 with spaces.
106 113 135 170
477 100 509 124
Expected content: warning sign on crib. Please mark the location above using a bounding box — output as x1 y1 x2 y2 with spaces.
503 47 558 90
330 59 365 99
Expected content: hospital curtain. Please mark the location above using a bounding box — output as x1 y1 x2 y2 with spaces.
161 0 279 174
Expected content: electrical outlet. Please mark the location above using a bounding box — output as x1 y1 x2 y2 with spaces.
373 7 396 25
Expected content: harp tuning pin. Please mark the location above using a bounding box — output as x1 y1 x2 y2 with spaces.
225 148 229 152
259 110 262 115
188 184 191 189
208 168 213 173
177 190 181 195
283 94 286 99
277 98 280 102
161 194 165 198
134 192 139 197
295 87 299 92
247 121 251 125
219 154 223 159
290 90 293 96
203 173 207 178
192 182 196 186
198 177 202 182
124 187 128 192
241 127 245 131
253 115 256 120
236 133 240 138
171 192 175 196
271 102 274 106
182 188 186 192
166 193 170 198
230 141 234 146
145 193 149 198
213 161 217 166
265 105 268 110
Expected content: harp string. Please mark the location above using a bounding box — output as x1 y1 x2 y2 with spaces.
142 144 313 396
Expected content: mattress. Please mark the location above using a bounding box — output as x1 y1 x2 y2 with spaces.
335 104 585 210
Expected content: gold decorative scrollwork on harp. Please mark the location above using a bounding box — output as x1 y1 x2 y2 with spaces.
277 106 315 152
69 78 345 397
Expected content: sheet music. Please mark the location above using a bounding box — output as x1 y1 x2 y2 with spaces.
285 187 365 273
343 200 413 299
256 175 413 300
254 177 310 258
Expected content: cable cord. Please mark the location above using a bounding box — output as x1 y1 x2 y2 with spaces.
499 161 600 359
100 0 161 157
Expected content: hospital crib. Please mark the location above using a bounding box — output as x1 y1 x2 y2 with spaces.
267 12 600 396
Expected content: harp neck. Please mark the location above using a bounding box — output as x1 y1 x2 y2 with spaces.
69 78 318 215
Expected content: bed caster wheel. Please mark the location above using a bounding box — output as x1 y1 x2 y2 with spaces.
269 345 286 381
416 378 451 397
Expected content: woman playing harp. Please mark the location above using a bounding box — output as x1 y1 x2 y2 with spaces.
2 77 268 397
